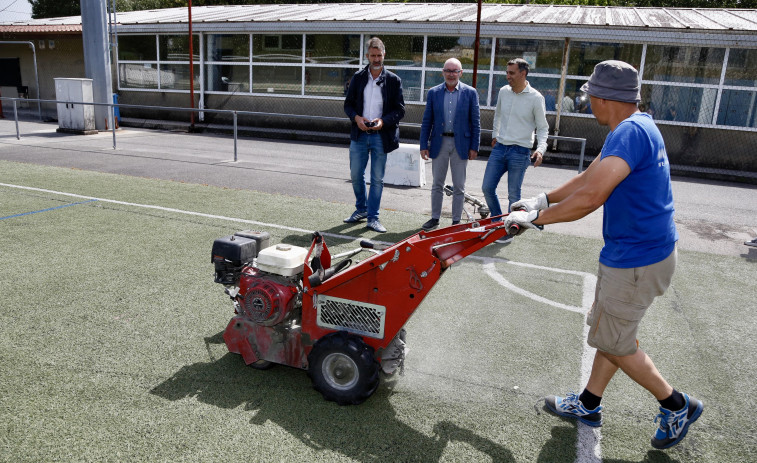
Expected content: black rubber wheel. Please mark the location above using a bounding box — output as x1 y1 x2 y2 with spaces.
307 331 380 405
248 359 274 370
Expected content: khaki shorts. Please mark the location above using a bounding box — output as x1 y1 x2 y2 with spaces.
586 247 677 356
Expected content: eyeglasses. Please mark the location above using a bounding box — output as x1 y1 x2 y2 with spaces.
442 69 462 74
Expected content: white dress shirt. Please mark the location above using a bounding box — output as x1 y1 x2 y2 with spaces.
363 72 384 121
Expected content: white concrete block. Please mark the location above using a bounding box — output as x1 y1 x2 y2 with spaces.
365 143 426 187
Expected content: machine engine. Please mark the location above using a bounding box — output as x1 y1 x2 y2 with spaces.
212 230 309 368
235 267 301 326
212 230 305 326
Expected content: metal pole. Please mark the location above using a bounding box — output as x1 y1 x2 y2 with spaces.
13 100 20 139
578 139 586 173
233 111 238 162
112 104 117 149
30 43 41 120
553 38 571 151
472 0 482 88
188 0 195 130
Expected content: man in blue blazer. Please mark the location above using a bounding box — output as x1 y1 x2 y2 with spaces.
419 58 481 230
343 37 406 233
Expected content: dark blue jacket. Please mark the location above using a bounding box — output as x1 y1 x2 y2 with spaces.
344 65 405 153
420 82 481 160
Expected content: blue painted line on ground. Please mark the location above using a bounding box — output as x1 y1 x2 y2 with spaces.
0 199 99 221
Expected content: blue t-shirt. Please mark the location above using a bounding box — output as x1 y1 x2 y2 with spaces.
599 113 678 268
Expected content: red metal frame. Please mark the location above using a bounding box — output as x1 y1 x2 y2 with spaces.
300 216 513 357
223 215 515 371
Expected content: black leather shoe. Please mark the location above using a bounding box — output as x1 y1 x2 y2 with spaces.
421 218 439 231
451 220 460 225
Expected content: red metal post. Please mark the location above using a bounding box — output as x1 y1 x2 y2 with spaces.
188 0 195 129
472 0 482 88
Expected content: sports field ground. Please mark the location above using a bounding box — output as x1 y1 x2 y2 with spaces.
1 119 756 462
1 156 755 463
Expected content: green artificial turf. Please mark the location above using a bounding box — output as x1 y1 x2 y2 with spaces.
1 160 755 462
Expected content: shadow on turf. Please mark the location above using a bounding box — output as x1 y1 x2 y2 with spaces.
150 332 516 462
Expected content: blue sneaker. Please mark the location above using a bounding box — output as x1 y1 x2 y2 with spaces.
545 393 603 427
651 393 703 449
344 210 367 223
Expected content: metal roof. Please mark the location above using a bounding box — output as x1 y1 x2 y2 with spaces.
2 4 757 45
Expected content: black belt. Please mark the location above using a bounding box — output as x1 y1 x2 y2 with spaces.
442 132 454 137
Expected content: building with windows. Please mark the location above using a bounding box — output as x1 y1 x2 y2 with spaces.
1 4 756 177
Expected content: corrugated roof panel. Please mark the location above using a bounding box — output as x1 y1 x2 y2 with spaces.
707 9 757 29
3 4 757 34
565 7 607 26
486 4 531 24
0 24 80 32
523 5 567 25
728 9 757 26
666 9 727 30
422 5 475 22
637 9 684 29
610 8 647 28
505 5 557 24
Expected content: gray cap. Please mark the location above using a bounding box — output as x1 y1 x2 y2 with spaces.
580 60 640 103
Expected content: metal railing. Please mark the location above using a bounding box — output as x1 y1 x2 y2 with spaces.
1 96 588 172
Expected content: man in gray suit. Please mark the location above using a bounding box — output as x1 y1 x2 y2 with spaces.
419 58 481 230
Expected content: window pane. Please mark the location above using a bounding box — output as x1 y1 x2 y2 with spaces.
392 69 422 102
205 65 250 92
305 34 360 64
118 35 156 61
159 64 200 90
725 49 757 87
253 34 302 62
119 63 158 88
557 79 596 114
304 66 352 97
495 38 564 74
717 89 757 127
159 35 199 61
568 41 642 76
644 45 724 85
458 73 488 106
206 34 249 62
641 85 716 123
476 38 493 71
377 35 425 67
252 65 301 94
426 36 476 68
490 74 561 110
422 72 488 105
528 77 560 111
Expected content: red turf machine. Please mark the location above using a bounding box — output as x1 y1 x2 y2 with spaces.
211 218 516 405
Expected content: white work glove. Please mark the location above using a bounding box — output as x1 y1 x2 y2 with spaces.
504 210 543 235
510 192 549 212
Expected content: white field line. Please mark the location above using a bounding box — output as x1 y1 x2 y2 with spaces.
3 181 602 460
482 260 601 463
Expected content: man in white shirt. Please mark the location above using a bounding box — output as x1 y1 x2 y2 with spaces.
343 37 405 233
482 58 548 241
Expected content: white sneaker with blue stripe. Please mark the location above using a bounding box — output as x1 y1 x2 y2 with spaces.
651 393 703 449
545 393 603 427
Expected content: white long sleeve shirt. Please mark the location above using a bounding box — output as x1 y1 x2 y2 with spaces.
492 82 549 154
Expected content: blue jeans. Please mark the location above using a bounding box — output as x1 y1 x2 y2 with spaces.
481 143 531 219
349 132 386 221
